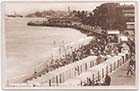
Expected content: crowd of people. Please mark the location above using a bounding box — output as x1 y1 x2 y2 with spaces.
24 29 134 84
27 36 123 81
31 37 105 80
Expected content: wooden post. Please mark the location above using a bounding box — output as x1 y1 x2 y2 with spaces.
110 64 112 72
114 62 116 70
102 68 104 78
92 74 94 82
122 56 124 64
98 71 100 81
78 66 80 75
59 74 62 84
106 66 108 74
80 80 83 86
49 79 51 87
75 67 76 76
90 62 92 68
56 75 58 86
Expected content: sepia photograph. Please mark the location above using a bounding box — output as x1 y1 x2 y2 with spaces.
1 1 137 89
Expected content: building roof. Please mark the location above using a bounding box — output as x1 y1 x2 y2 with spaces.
126 22 135 25
118 4 134 10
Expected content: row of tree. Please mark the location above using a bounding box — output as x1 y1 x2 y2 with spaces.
71 3 127 31
26 3 129 31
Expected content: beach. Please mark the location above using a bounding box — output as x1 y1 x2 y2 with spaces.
5 17 88 82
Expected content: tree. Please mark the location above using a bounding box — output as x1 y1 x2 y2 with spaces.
34 11 42 17
93 3 126 31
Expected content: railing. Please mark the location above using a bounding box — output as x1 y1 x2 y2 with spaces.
27 56 98 86
24 53 128 87
62 53 128 87
7 53 128 87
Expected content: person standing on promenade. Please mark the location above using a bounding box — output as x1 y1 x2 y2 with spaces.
133 57 135 71
126 57 134 75
131 53 135 71
126 65 133 75
129 57 134 67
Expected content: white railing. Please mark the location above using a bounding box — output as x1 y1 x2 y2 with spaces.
62 53 127 87
8 53 128 87
27 56 98 86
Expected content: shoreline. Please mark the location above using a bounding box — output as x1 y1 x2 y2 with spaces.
27 22 107 39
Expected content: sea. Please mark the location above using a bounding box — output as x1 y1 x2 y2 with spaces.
5 17 88 82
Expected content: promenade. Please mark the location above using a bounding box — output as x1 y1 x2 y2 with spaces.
110 62 135 86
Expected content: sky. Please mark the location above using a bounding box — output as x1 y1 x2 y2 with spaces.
3 2 135 15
